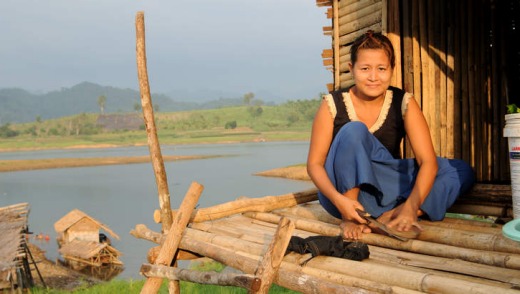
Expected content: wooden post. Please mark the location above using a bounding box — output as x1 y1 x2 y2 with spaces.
253 217 295 294
141 182 204 293
135 11 173 232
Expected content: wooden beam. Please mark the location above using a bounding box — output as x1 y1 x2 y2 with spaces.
141 182 204 294
141 264 261 291
253 217 295 293
135 11 173 234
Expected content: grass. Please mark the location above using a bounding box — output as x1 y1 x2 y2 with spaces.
1 101 318 151
31 261 300 294
31 279 299 294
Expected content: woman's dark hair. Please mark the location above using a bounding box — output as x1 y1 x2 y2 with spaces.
350 30 395 68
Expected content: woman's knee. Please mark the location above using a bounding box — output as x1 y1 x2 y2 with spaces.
335 122 370 145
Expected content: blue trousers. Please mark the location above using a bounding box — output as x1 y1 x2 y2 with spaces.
318 122 475 221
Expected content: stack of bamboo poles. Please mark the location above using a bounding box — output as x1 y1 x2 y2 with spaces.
134 189 520 293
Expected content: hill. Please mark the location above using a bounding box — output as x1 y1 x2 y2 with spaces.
0 82 259 124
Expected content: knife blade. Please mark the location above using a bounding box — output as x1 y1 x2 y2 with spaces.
355 208 409 241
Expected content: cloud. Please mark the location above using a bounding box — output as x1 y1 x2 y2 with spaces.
0 0 331 100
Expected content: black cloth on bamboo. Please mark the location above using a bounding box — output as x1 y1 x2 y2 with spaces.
285 235 369 265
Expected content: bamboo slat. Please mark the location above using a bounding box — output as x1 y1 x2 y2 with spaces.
338 10 382 37
338 23 382 46
338 1 382 26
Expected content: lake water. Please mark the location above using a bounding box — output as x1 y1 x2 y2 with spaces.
0 141 315 280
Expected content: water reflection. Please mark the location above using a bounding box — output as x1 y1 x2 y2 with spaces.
57 259 124 281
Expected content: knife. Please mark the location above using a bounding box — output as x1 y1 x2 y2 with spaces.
355 208 410 241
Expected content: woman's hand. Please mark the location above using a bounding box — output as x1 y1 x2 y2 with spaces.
335 195 372 239
384 201 423 233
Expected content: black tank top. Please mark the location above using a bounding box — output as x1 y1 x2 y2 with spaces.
330 86 406 159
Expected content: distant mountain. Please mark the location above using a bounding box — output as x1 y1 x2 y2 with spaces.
0 82 264 124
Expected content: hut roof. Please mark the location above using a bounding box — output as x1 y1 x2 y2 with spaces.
54 209 120 240
0 203 29 272
58 239 121 259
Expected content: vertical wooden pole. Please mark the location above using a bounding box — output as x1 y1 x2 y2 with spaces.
135 11 177 293
252 217 295 294
135 11 173 232
141 182 204 294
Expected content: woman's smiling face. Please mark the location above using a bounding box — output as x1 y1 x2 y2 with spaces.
350 48 393 99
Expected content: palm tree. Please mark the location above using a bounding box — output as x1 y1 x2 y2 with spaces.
97 95 107 114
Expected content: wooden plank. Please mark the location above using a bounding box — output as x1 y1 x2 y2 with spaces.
438 0 448 157
427 0 439 154
387 0 401 87
446 0 455 158
333 0 340 90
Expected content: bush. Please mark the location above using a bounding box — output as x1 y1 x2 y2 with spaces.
225 121 237 129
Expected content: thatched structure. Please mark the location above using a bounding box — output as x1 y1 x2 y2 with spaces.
0 203 31 291
58 240 122 268
54 209 122 267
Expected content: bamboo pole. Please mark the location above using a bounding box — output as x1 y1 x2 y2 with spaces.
369 246 520 286
153 189 318 223
141 264 261 292
135 11 173 232
284 254 520 294
181 232 411 294
245 211 520 270
140 182 204 294
254 217 295 294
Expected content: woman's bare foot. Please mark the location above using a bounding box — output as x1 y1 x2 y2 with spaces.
375 209 422 239
340 220 371 240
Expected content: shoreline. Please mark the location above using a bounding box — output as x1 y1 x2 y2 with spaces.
0 155 226 172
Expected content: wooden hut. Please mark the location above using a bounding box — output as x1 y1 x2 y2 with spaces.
54 209 122 267
0 203 32 291
316 0 518 183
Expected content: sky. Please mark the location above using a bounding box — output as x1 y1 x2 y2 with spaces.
0 0 332 101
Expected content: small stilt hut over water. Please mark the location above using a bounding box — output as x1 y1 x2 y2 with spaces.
54 209 123 268
0 203 35 291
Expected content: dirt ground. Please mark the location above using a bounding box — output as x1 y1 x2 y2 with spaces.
27 242 102 291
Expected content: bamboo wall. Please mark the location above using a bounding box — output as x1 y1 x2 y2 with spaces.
317 0 513 183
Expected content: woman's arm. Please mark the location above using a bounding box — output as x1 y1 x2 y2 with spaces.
387 97 438 231
307 99 366 224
